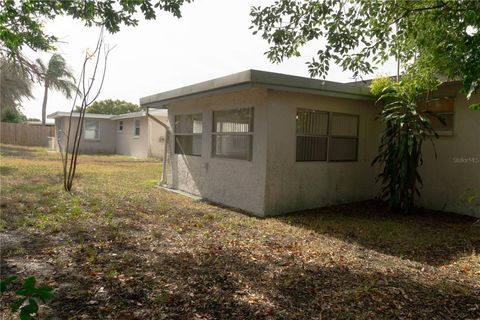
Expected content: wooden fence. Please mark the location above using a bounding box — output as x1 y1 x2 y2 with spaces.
0 122 55 147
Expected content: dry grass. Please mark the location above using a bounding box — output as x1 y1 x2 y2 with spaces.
1 144 479 319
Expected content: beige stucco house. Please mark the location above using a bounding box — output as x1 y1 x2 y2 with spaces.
140 70 479 218
48 109 168 158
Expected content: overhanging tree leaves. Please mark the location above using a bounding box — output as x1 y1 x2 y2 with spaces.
0 0 193 77
250 0 480 95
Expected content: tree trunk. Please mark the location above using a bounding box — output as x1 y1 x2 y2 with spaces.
41 81 49 125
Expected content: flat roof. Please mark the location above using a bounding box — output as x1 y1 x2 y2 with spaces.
47 109 167 120
140 69 373 108
47 111 113 119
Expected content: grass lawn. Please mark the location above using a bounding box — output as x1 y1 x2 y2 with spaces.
1 144 479 319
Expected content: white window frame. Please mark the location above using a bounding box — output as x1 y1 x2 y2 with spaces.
133 118 141 138
174 113 203 156
212 107 254 161
118 120 124 132
84 119 100 141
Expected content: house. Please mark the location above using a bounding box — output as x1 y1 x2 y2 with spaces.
47 109 168 158
140 70 479 218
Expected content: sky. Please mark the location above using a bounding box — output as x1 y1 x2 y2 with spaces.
22 0 397 121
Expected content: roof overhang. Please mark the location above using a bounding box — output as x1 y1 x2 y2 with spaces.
47 112 113 119
140 69 373 109
111 111 146 120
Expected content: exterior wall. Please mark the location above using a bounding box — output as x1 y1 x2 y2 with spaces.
148 116 169 158
418 91 480 217
264 90 380 215
166 88 269 215
55 117 116 154
115 117 150 158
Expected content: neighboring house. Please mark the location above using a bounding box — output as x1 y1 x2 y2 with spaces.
140 69 480 218
47 110 168 158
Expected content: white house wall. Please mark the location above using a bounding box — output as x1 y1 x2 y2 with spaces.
115 117 149 158
166 88 269 215
148 116 168 159
418 92 480 217
55 117 116 154
264 90 380 215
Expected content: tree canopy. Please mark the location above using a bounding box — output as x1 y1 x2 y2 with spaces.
251 0 480 96
75 99 141 115
0 0 192 76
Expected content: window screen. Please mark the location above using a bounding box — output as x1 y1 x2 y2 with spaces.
174 114 202 156
417 97 454 134
84 119 99 140
212 108 253 160
329 113 359 161
118 120 123 132
296 109 328 161
426 113 454 132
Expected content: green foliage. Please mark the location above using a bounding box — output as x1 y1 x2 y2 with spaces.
371 79 439 213
251 0 480 96
370 77 395 98
36 54 77 124
462 188 480 207
0 58 33 114
0 0 192 60
75 99 141 115
2 107 27 123
1 275 54 320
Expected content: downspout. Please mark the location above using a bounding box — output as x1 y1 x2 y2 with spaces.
146 108 170 186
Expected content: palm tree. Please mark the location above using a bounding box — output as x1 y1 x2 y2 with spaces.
36 54 77 125
0 58 34 116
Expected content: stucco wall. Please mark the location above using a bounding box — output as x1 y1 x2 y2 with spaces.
148 116 168 158
417 92 480 217
166 88 269 215
115 117 150 158
264 90 380 215
55 117 116 154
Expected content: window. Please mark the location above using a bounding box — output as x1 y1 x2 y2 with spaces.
84 119 100 140
417 97 454 134
329 113 359 161
118 120 124 132
134 119 141 137
296 109 328 161
174 114 202 156
296 110 359 162
212 108 253 160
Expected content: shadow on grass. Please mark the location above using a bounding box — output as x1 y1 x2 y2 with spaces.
1 207 479 319
275 200 480 266
4 237 478 319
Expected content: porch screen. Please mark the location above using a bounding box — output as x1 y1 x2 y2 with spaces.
212 108 253 160
328 113 359 161
174 114 203 156
296 109 328 161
